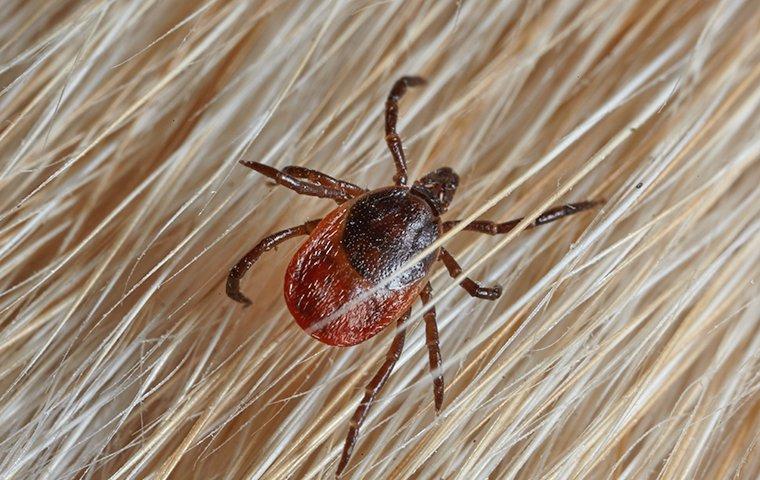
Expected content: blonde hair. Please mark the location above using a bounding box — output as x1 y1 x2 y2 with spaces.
1 0 758 479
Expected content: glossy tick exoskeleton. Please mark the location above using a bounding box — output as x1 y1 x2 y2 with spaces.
226 76 602 477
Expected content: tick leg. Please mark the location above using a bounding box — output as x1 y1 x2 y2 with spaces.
385 76 426 186
281 165 366 198
337 309 410 478
420 282 444 413
226 219 321 306
240 161 351 202
438 248 502 300
442 200 604 234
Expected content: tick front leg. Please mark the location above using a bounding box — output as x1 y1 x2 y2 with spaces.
282 166 367 198
385 76 426 186
226 219 321 306
442 200 604 234
337 309 410 478
240 161 352 202
420 282 444 413
439 248 502 300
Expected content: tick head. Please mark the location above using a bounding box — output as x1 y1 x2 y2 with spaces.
412 167 459 215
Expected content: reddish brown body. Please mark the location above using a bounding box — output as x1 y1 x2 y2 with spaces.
284 187 440 346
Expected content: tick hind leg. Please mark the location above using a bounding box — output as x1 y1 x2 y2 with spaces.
439 248 503 300
337 309 410 477
385 76 426 186
240 161 354 203
420 282 444 413
441 200 604 234
226 219 321 306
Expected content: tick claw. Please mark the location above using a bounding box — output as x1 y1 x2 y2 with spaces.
230 294 252 307
402 75 427 87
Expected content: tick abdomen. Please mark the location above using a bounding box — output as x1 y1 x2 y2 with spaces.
284 188 440 346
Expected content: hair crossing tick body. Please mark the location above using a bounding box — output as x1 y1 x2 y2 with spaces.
226 76 603 477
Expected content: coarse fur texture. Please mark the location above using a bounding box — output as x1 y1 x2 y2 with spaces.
1 1 759 479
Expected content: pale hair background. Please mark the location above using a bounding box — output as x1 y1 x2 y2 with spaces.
1 1 758 479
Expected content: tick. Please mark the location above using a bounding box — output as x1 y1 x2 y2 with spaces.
226 76 602 477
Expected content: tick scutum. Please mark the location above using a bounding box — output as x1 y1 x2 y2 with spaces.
341 187 440 289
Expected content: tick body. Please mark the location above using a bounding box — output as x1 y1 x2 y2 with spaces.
225 76 603 477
